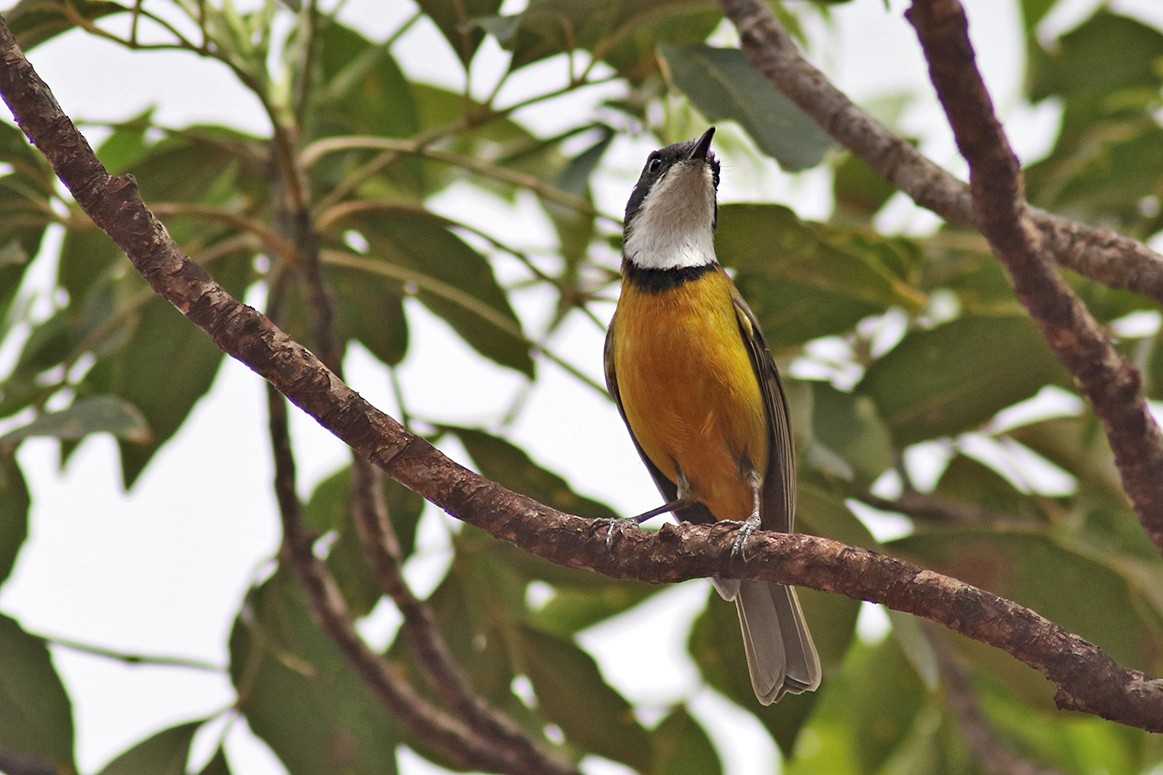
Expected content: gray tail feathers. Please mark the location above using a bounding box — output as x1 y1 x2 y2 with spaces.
727 579 821 705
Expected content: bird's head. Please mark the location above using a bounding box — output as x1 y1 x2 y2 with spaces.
622 127 721 271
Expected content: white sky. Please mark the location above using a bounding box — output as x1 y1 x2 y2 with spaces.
2 0 1159 773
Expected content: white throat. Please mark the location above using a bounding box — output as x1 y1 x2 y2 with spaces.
623 163 717 271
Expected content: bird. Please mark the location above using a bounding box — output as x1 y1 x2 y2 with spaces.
603 127 821 704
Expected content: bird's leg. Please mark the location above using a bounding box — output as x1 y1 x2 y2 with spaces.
605 470 694 548
731 470 764 562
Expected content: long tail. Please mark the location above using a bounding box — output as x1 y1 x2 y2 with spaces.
726 580 821 704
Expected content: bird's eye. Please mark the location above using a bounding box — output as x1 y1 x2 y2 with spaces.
647 156 662 174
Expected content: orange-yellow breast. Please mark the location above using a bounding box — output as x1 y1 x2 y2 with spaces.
610 268 768 521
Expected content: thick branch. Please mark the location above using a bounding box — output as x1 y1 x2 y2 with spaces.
2 11 1162 734
715 0 1163 304
904 0 1163 551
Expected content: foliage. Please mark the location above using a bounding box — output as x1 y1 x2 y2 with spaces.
1 0 1162 773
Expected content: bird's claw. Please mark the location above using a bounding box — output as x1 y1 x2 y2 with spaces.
602 517 641 549
730 514 762 564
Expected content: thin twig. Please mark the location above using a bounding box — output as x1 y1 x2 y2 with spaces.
858 491 1020 526
42 634 224 672
302 135 619 225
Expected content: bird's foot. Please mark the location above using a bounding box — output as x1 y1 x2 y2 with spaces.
601 517 644 550
730 512 763 563
600 497 695 549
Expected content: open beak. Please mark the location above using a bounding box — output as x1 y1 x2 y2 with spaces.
688 127 715 161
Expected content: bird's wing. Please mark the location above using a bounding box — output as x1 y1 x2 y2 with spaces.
604 315 716 525
732 290 797 533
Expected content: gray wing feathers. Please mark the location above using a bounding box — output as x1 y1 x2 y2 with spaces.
732 293 796 532
735 580 821 704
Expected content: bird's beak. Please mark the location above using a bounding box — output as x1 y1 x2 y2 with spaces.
688 127 715 161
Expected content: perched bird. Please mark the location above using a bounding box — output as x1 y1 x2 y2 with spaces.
604 127 820 704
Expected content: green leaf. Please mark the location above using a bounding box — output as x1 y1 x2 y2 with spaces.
0 305 72 421
197 747 233 775
85 292 225 487
97 111 155 174
532 581 661 637
856 314 1070 445
0 396 149 446
918 237 1020 314
543 127 612 270
5 0 125 49
0 614 75 773
0 454 29 586
806 382 893 489
474 0 718 81
1029 12 1163 121
933 453 1035 521
230 568 399 774
57 227 123 318
1020 0 1058 31
658 45 836 171
351 211 533 375
516 626 652 771
302 465 425 618
416 0 504 65
414 536 524 705
83 253 250 487
894 529 1162 669
785 636 927 774
309 21 423 196
448 426 613 518
303 465 424 555
0 174 52 322
1025 114 1163 234
651 706 721 775
130 126 268 210
330 263 409 366
832 152 897 220
315 23 420 139
975 675 1146 775
96 721 200 775
1007 415 1122 500
718 204 925 350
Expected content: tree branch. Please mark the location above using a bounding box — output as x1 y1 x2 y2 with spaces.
348 458 570 772
715 0 1163 303
903 0 1163 552
264 68 576 773
266 386 573 774
859 491 1020 526
2 9 1162 735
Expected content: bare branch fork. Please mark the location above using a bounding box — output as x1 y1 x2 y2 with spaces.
719 0 1163 552
715 0 1163 303
1 16 1162 735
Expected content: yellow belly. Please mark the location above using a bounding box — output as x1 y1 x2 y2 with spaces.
611 269 769 521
